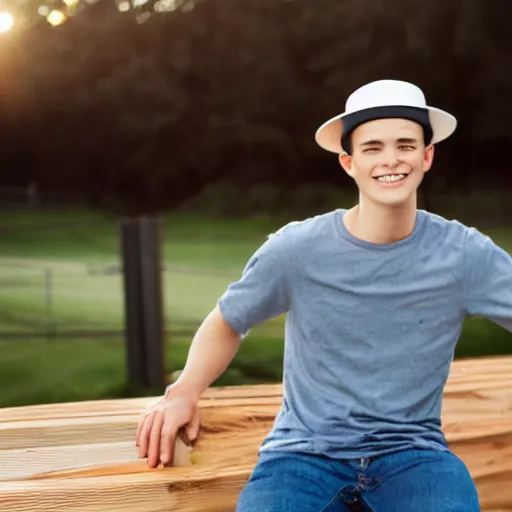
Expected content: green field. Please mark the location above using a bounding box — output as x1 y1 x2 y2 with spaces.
1 208 511 408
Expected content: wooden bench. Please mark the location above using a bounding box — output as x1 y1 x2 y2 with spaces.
1 355 512 511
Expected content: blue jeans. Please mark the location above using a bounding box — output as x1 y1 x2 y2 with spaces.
236 448 480 511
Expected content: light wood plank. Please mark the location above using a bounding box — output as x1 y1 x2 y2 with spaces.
1 356 512 511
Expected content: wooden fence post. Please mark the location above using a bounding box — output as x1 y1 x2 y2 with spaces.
119 215 166 390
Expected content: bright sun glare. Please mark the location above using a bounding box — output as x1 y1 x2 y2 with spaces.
0 11 14 33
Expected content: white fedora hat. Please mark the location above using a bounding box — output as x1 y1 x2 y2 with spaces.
315 79 457 155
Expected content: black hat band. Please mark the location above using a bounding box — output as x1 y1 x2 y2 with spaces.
341 105 434 155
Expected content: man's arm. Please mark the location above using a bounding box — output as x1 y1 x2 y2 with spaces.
463 227 512 332
168 305 243 400
137 230 292 467
178 227 292 396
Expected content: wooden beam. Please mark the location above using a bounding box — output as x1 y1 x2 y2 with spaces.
1 356 512 511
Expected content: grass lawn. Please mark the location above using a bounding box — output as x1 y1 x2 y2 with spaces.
0 208 510 408
0 208 286 407
0 334 285 408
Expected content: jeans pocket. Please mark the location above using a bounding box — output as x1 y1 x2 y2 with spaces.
246 453 280 484
247 471 273 484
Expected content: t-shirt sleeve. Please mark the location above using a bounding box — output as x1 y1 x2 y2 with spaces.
217 232 291 337
463 227 512 332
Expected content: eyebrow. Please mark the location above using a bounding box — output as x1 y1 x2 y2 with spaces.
359 137 419 147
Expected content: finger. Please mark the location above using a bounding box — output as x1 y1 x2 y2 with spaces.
136 412 148 447
185 408 200 442
159 421 177 466
147 411 165 468
138 410 157 459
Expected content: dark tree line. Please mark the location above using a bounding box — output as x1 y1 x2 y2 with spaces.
2 0 511 214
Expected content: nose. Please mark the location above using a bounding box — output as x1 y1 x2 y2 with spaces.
382 147 400 168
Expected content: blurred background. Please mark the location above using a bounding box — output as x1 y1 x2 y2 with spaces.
1 0 511 408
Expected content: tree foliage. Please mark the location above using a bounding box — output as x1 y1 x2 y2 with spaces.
2 0 511 213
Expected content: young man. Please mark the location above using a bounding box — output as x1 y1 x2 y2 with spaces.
136 80 512 511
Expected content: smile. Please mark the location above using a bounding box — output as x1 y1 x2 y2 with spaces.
373 173 409 184
373 173 410 188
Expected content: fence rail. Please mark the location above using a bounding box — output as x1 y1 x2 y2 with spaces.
0 261 232 341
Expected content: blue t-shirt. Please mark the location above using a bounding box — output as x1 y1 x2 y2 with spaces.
217 209 512 459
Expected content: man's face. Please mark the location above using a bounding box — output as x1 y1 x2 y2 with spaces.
339 118 434 207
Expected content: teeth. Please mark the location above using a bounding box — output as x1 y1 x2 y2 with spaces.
377 174 405 183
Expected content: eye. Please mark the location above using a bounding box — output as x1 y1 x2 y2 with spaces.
399 145 416 151
363 147 380 153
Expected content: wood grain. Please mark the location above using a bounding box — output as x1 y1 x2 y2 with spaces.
1 356 511 511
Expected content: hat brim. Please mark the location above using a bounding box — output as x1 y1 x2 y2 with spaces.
314 106 457 155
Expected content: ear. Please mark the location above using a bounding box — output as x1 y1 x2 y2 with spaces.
423 145 435 173
339 154 355 177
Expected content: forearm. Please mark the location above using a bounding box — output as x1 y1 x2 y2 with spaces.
168 305 241 400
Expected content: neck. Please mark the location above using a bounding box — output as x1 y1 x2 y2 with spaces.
344 195 418 244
